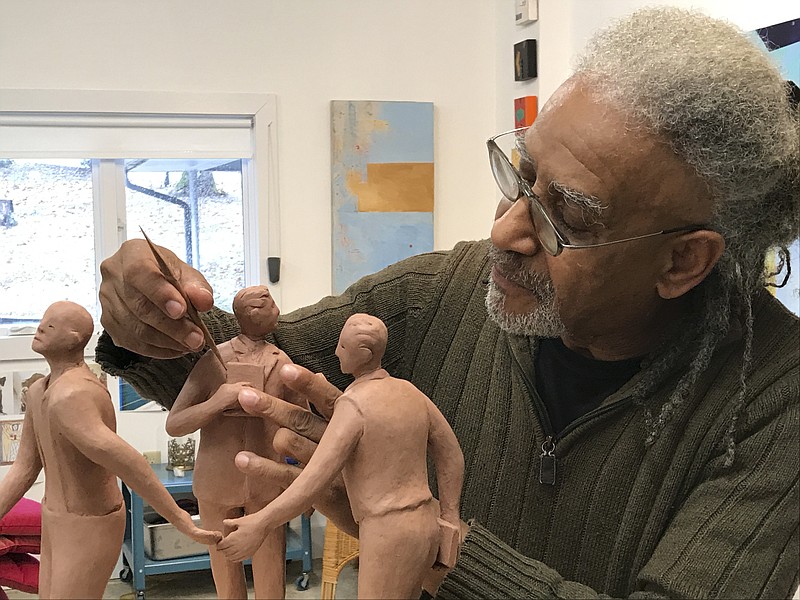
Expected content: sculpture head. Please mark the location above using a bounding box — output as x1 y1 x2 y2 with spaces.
336 314 388 378
31 301 94 360
232 286 279 339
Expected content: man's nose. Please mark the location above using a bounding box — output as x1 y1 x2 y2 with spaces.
491 198 541 256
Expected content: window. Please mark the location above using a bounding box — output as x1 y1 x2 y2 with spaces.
0 90 280 327
1 159 96 323
123 159 246 312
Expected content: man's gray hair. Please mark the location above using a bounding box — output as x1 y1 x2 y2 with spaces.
575 7 799 465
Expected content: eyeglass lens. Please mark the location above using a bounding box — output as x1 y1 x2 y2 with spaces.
489 143 560 255
489 144 521 201
529 201 559 255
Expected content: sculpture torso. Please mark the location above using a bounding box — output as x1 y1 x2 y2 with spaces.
30 365 122 516
339 369 433 523
192 335 293 505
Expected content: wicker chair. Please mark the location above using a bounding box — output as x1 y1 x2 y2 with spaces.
320 520 360 600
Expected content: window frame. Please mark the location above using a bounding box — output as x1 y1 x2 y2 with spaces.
0 89 281 355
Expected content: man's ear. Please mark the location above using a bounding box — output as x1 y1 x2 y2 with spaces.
656 231 725 299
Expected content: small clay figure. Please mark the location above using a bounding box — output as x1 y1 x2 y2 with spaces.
166 285 307 599
0 301 221 600
219 313 465 599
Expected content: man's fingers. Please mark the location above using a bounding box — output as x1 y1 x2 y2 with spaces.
238 388 327 442
235 451 301 489
273 429 318 465
98 239 214 356
100 309 192 358
280 364 342 419
119 278 206 350
184 282 214 312
123 239 213 319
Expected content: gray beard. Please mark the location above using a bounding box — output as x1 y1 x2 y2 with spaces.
484 246 566 338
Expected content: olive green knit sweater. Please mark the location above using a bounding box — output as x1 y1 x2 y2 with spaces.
96 240 799 599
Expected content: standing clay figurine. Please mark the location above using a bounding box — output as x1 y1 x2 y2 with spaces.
0 301 221 600
219 313 465 599
166 285 307 599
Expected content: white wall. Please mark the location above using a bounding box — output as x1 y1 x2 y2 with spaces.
0 0 498 314
496 0 799 128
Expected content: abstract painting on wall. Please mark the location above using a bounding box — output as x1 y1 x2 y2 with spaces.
331 100 434 294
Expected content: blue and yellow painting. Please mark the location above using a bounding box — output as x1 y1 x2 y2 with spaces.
331 100 434 294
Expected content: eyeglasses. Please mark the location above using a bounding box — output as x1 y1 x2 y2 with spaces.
487 127 711 257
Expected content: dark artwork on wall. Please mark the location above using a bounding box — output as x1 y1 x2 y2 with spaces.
514 39 537 81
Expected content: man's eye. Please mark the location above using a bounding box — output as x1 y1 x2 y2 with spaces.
552 207 589 235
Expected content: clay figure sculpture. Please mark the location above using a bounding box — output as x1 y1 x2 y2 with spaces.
0 301 221 599
166 285 308 599
219 313 465 599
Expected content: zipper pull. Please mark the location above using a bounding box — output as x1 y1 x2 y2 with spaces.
539 436 557 485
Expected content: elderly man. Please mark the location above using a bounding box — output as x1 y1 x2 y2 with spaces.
96 8 798 599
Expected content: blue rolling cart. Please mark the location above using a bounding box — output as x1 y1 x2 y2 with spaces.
120 463 312 599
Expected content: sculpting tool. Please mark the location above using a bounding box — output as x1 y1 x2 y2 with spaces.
139 227 226 371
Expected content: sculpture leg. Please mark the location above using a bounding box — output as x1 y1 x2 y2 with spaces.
38 509 53 599
249 520 286 599
246 484 285 599
41 503 126 599
199 499 248 600
356 502 439 599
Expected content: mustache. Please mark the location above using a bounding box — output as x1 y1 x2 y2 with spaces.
487 245 554 293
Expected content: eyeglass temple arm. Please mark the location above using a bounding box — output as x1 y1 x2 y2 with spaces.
560 225 712 250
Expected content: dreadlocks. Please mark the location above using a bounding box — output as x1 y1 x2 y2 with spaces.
575 8 800 465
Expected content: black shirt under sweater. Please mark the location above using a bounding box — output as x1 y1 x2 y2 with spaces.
534 338 642 435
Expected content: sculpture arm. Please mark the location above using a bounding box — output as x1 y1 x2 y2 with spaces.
0 410 42 518
426 396 464 528
165 353 228 436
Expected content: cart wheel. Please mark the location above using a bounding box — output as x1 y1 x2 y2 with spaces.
136 591 145 600
119 566 133 583
295 572 310 591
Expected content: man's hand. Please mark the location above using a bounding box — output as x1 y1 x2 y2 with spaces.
218 512 271 563
234 365 358 537
99 239 214 358
173 510 222 546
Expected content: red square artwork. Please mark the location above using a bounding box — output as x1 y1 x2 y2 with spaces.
514 96 538 128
